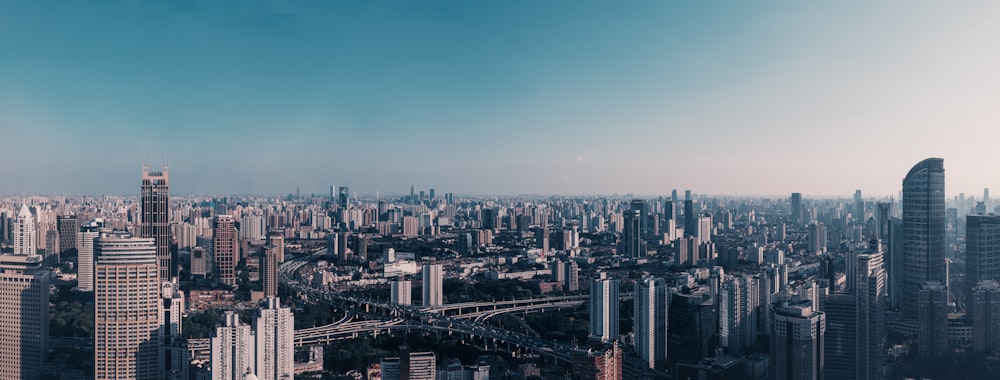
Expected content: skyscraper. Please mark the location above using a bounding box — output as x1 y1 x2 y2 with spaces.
339 186 350 209
214 215 239 287
76 218 105 292
211 311 255 380
261 246 279 298
633 277 668 369
668 286 715 365
589 272 619 343
422 264 443 306
94 235 160 380
57 214 78 255
855 243 887 380
267 230 284 264
770 301 826 380
807 222 827 255
971 280 1000 354
160 282 188 380
790 193 803 225
966 214 1000 291
254 297 294 380
141 165 172 280
683 200 698 237
13 204 36 256
0 254 49 380
719 275 759 354
902 158 946 316
622 208 642 258
917 281 948 356
391 280 412 306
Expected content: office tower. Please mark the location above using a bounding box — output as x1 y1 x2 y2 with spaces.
683 200 698 237
94 236 160 380
971 280 1000 354
339 186 349 209
562 260 580 291
240 213 264 241
13 204 36 255
381 351 436 380
410 186 416 204
790 193 803 225
696 215 713 245
254 297 294 380
141 165 172 280
887 217 903 309
191 247 209 278
160 282 188 380
902 158 946 316
402 216 419 237
0 254 49 380
807 222 826 255
876 202 891 242
429 188 435 200
629 199 648 236
622 209 642 258
770 301 825 380
391 280 412 306
261 246 279 298
668 287 714 365
822 291 857 380
211 311 255 380
422 264 443 306
719 275 759 354
855 246 887 380
76 219 105 292
854 189 864 219
267 230 284 264
57 214 77 255
214 215 239 287
674 236 697 268
633 277 668 369
589 273 619 343
966 214 1000 290
917 281 948 357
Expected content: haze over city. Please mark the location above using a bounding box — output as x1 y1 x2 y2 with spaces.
3 1 1000 196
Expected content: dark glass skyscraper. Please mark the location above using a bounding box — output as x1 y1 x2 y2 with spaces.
901 158 945 316
140 165 172 280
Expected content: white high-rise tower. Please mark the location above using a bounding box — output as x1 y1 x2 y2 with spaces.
13 204 36 256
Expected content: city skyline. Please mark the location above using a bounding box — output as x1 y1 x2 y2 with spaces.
3 2 1000 196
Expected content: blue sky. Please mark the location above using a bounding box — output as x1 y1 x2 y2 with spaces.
2 1 999 197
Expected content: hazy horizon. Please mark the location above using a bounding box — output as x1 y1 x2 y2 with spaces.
3 2 999 196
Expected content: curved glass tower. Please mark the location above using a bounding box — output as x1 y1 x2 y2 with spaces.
901 158 945 316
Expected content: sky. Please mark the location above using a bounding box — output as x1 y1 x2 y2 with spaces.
2 1 1000 197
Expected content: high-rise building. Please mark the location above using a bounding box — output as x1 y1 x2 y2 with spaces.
696 215 713 245
770 301 825 380
214 215 239 287
971 280 1000 354
391 280 412 306
339 186 350 209
902 158 946 316
807 222 827 255
855 245 887 380
261 246 279 298
211 311 255 380
822 292 857 380
571 343 623 380
966 214 1000 291
57 214 78 255
719 275 759 354
0 254 49 380
622 209 642 258
668 286 715 365
254 297 294 380
191 247 209 278
422 264 443 306
633 277 668 369
94 235 160 380
240 213 265 242
876 202 891 243
267 230 284 264
887 217 903 309
13 204 36 256
589 273 619 343
553 260 580 292
141 165 172 280
790 193 803 225
683 200 698 237
160 282 188 380
917 281 948 356
76 218 105 292
381 351 436 380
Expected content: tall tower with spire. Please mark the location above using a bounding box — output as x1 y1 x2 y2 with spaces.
13 204 36 256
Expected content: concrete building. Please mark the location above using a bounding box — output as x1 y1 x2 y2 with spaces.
214 216 239 287
254 297 294 380
633 277 668 369
261 246 278 298
0 254 49 380
966 214 1000 291
57 214 77 256
211 311 255 380
902 158 946 316
971 280 1000 354
94 235 161 380
13 204 36 256
917 281 948 357
770 301 825 380
589 272 619 343
76 218 105 292
391 280 412 306
422 264 443 306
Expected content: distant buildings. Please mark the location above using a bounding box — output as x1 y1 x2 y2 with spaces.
381 351 436 380
13 204 35 255
210 297 294 380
